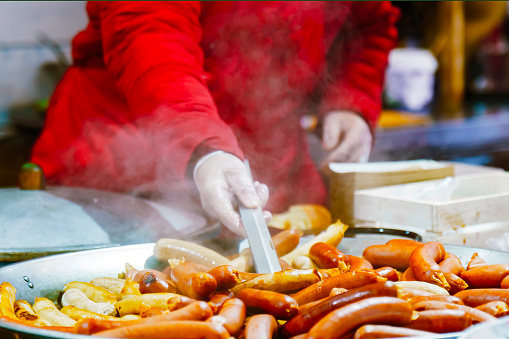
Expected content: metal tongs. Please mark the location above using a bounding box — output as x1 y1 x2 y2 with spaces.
238 160 281 273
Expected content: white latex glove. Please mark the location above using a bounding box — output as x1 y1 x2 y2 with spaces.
321 110 372 170
194 152 270 237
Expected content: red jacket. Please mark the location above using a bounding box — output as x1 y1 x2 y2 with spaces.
32 1 399 212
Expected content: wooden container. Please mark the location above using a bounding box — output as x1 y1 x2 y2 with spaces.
330 160 454 225
354 172 509 233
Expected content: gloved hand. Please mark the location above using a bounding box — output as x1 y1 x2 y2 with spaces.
193 152 270 237
321 110 372 170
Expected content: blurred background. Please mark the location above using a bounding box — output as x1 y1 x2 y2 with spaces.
1 1 509 187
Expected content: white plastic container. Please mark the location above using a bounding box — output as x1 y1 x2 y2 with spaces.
384 48 438 112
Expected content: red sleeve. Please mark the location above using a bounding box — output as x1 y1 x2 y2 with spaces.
99 1 243 184
318 1 400 132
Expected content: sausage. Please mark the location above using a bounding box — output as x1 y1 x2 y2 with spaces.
467 252 488 270
32 298 76 327
385 239 422 247
502 275 509 289
348 255 373 271
120 279 141 300
475 301 509 318
271 229 302 257
77 301 213 335
330 287 349 296
439 254 467 292
139 306 165 318
170 262 217 300
208 291 234 313
354 324 434 339
460 264 509 288
411 301 496 322
281 221 349 265
362 245 419 270
406 309 472 333
139 272 178 294
443 272 468 294
408 295 464 307
454 289 509 307
208 298 245 336
64 281 117 305
115 293 181 316
208 265 242 290
170 295 196 310
231 269 326 294
244 314 278 339
281 282 398 338
409 242 449 290
374 267 399 282
13 300 50 326
439 253 464 275
154 238 230 267
290 270 384 305
401 267 416 281
309 242 350 270
90 277 126 300
133 269 173 284
93 320 230 338
236 288 298 320
306 297 414 339
61 289 116 316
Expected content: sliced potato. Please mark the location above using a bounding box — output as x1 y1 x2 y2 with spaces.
89 277 125 300
32 297 76 327
114 293 180 316
64 281 117 305
154 238 230 266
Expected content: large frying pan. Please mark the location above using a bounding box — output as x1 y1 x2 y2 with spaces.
2 238 509 339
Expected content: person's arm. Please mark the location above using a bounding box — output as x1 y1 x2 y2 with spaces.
317 1 399 166
318 1 400 131
99 2 266 235
99 1 243 183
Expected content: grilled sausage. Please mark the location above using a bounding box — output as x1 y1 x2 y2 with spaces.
408 295 464 307
354 324 434 339
92 320 230 338
306 297 414 339
208 291 234 313
348 255 373 271
236 288 298 320
374 267 399 282
475 301 509 318
362 245 419 271
271 229 302 257
406 309 472 333
170 262 217 300
139 273 178 294
281 282 398 338
77 301 212 335
411 301 496 322
454 289 509 307
409 242 449 290
208 298 245 336
467 252 488 270
309 242 350 270
460 264 509 288
290 270 383 305
244 314 278 339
